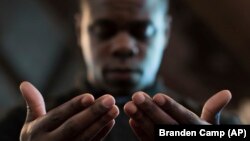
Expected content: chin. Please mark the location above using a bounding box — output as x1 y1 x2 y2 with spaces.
105 79 140 96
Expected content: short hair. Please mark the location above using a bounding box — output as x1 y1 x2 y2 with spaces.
76 0 170 15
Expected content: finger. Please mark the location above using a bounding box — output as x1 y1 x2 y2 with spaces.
91 120 115 141
20 81 46 122
124 101 154 135
132 92 177 124
201 90 232 124
75 106 119 141
129 119 153 141
51 94 116 140
153 94 206 124
40 93 95 131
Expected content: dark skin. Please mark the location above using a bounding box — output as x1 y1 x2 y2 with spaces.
124 91 231 140
78 0 170 96
20 82 119 141
19 0 232 140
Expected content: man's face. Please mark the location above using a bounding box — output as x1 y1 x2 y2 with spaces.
79 0 170 95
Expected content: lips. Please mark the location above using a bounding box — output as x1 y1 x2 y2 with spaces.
103 68 142 81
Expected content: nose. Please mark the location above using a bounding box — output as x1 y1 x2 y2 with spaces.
110 32 139 60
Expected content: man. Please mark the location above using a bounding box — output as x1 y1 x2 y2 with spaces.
0 0 238 141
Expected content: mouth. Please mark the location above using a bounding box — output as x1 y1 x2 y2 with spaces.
103 68 142 81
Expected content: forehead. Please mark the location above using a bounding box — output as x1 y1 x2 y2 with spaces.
85 0 163 21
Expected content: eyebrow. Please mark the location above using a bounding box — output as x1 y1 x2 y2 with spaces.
92 19 152 25
103 1 144 9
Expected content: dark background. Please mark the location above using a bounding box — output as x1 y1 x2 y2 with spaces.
0 0 250 121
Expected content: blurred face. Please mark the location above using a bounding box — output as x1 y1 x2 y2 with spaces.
78 0 170 95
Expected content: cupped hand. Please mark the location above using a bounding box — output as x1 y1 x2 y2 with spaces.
19 81 119 141
124 90 232 141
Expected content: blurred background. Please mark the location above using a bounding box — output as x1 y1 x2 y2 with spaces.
0 0 249 123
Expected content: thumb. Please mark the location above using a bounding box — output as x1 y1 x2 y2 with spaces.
20 81 46 122
201 90 232 124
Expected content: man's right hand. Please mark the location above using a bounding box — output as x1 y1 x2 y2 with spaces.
19 81 119 141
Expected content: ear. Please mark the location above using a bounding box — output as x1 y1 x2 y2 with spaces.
75 13 82 47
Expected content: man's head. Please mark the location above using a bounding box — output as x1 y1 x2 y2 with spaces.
76 0 170 96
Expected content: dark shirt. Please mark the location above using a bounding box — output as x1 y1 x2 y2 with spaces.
0 79 240 141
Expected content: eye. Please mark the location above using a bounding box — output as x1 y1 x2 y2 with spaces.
88 20 117 41
129 21 156 41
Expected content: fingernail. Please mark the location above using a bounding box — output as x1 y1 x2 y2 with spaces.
81 97 88 106
108 106 119 117
134 93 145 105
81 95 93 107
154 95 165 106
102 97 115 108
